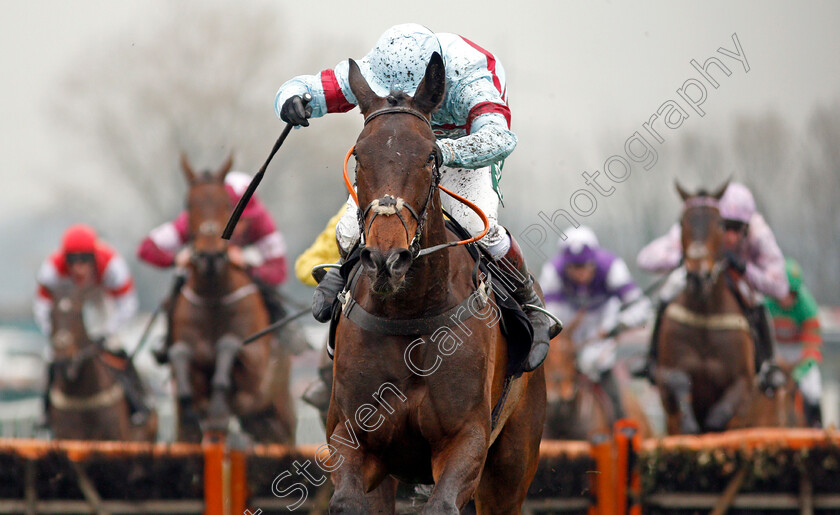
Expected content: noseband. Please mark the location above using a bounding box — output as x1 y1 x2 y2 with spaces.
355 106 442 258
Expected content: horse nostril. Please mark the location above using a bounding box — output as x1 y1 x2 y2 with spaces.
360 248 381 273
386 249 413 277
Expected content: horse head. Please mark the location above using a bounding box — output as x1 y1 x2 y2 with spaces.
347 52 446 295
49 284 97 381
182 154 233 278
676 179 729 298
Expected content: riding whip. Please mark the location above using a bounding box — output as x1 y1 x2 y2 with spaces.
242 306 311 345
129 272 186 362
223 93 312 240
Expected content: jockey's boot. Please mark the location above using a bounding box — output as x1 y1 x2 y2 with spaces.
632 301 667 384
155 271 188 364
109 351 152 425
253 277 288 323
750 306 785 395
600 369 625 421
302 364 333 417
804 400 823 428
312 265 346 323
38 363 56 429
494 237 553 372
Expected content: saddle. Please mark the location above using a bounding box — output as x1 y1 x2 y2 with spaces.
327 215 533 377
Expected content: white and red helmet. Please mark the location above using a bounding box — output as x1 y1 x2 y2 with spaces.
361 23 442 97
719 182 756 223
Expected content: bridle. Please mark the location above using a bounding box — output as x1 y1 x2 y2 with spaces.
681 197 727 297
343 105 489 259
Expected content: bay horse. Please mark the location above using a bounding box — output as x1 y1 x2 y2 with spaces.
167 156 295 443
655 181 779 434
544 315 652 440
326 53 546 514
48 285 157 441
543 314 610 440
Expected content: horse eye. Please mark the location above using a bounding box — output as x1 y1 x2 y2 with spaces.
427 153 436 163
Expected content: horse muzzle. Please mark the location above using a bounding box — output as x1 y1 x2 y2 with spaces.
193 250 228 277
360 247 413 293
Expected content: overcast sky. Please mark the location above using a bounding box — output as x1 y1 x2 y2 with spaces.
2 0 839 312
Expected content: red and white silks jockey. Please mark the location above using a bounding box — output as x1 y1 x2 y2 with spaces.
276 23 552 371
34 224 138 347
636 182 789 391
34 224 151 424
540 226 652 417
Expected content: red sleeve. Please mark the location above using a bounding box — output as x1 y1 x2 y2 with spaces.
800 318 823 362
37 284 53 301
137 212 189 268
466 102 512 133
321 69 355 113
252 256 288 286
137 238 176 267
245 204 277 242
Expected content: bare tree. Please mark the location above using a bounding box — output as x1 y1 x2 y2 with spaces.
48 2 363 304
51 2 347 225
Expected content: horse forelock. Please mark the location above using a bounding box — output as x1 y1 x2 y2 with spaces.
387 90 410 105
683 204 719 241
196 170 219 183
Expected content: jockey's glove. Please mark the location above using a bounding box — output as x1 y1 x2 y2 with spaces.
723 251 747 275
280 95 313 127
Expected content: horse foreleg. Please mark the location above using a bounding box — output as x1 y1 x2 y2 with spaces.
704 376 749 431
423 427 487 514
659 368 700 434
328 427 389 514
207 334 242 431
169 341 201 441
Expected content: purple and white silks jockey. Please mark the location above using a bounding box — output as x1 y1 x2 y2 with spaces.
539 247 651 380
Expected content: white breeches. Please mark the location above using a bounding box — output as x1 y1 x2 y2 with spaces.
336 165 508 258
547 301 618 381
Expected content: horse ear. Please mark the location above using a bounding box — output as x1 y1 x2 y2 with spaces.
413 52 446 115
674 179 692 201
348 58 378 115
711 177 731 200
216 153 233 181
180 153 196 183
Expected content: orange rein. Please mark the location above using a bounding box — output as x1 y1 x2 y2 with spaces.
342 145 490 246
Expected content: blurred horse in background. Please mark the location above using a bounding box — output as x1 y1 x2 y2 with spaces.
655 181 781 434
167 155 295 443
48 285 157 441
544 314 652 440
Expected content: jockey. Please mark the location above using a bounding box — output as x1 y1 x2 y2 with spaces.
275 23 552 371
137 171 289 322
539 226 652 419
765 258 823 427
33 224 149 423
636 182 789 392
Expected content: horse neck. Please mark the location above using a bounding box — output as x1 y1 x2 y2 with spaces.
189 263 240 298
56 345 112 396
682 271 730 312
